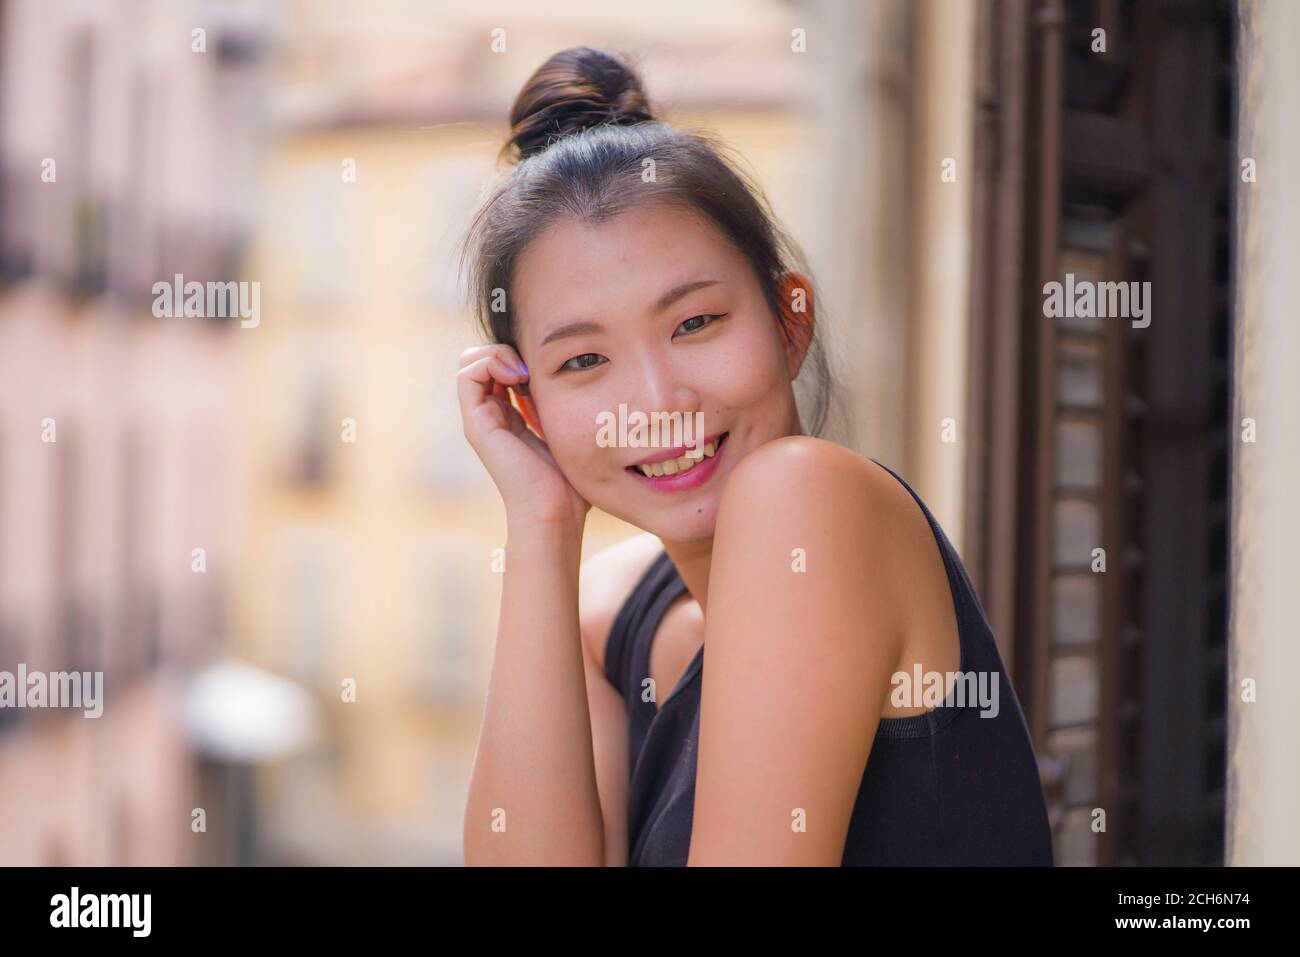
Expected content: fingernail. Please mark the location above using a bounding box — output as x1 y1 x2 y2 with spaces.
516 360 529 377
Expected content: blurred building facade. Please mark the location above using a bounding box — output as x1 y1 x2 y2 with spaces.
0 0 265 864
2 0 1294 869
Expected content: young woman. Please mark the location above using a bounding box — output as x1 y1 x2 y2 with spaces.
457 46 1054 866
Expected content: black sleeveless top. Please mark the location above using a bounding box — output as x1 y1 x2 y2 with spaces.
603 458 1055 866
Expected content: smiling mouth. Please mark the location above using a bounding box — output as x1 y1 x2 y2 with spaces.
625 432 729 478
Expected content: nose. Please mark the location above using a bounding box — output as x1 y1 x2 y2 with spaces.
633 351 701 437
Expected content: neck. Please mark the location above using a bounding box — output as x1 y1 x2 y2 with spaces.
660 533 714 617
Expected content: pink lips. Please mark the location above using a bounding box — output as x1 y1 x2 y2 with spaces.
626 432 730 493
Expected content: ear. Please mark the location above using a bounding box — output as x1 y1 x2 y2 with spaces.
509 386 546 440
776 271 816 380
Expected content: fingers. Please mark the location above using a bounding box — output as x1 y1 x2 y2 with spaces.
458 343 529 378
457 353 533 442
458 344 493 370
457 351 526 393
458 353 514 415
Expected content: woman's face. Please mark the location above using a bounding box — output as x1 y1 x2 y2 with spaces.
512 202 810 544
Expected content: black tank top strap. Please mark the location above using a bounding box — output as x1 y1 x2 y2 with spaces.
603 550 682 699
866 457 993 627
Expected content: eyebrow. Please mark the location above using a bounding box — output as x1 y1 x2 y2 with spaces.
537 279 720 349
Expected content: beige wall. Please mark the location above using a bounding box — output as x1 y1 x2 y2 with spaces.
904 0 975 551
809 0 974 547
1227 0 1300 866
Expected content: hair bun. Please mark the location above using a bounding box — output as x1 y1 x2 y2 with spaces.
504 46 655 164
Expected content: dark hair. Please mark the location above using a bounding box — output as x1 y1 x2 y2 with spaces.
460 45 841 438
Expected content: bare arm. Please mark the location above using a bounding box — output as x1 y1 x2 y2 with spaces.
583 644 631 866
462 520 608 865
457 342 611 865
688 438 907 865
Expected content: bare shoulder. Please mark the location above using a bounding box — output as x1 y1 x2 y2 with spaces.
714 435 947 621
718 435 910 528
578 530 666 673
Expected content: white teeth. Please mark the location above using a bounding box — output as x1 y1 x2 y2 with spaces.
634 438 721 478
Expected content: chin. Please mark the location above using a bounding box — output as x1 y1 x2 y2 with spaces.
637 499 721 545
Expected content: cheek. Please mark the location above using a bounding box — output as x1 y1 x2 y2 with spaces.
712 320 789 406
540 398 607 465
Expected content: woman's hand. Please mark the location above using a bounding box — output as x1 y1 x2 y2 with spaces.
457 343 591 533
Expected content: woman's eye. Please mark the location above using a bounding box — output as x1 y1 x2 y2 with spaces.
557 315 726 372
558 353 607 372
675 313 726 336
